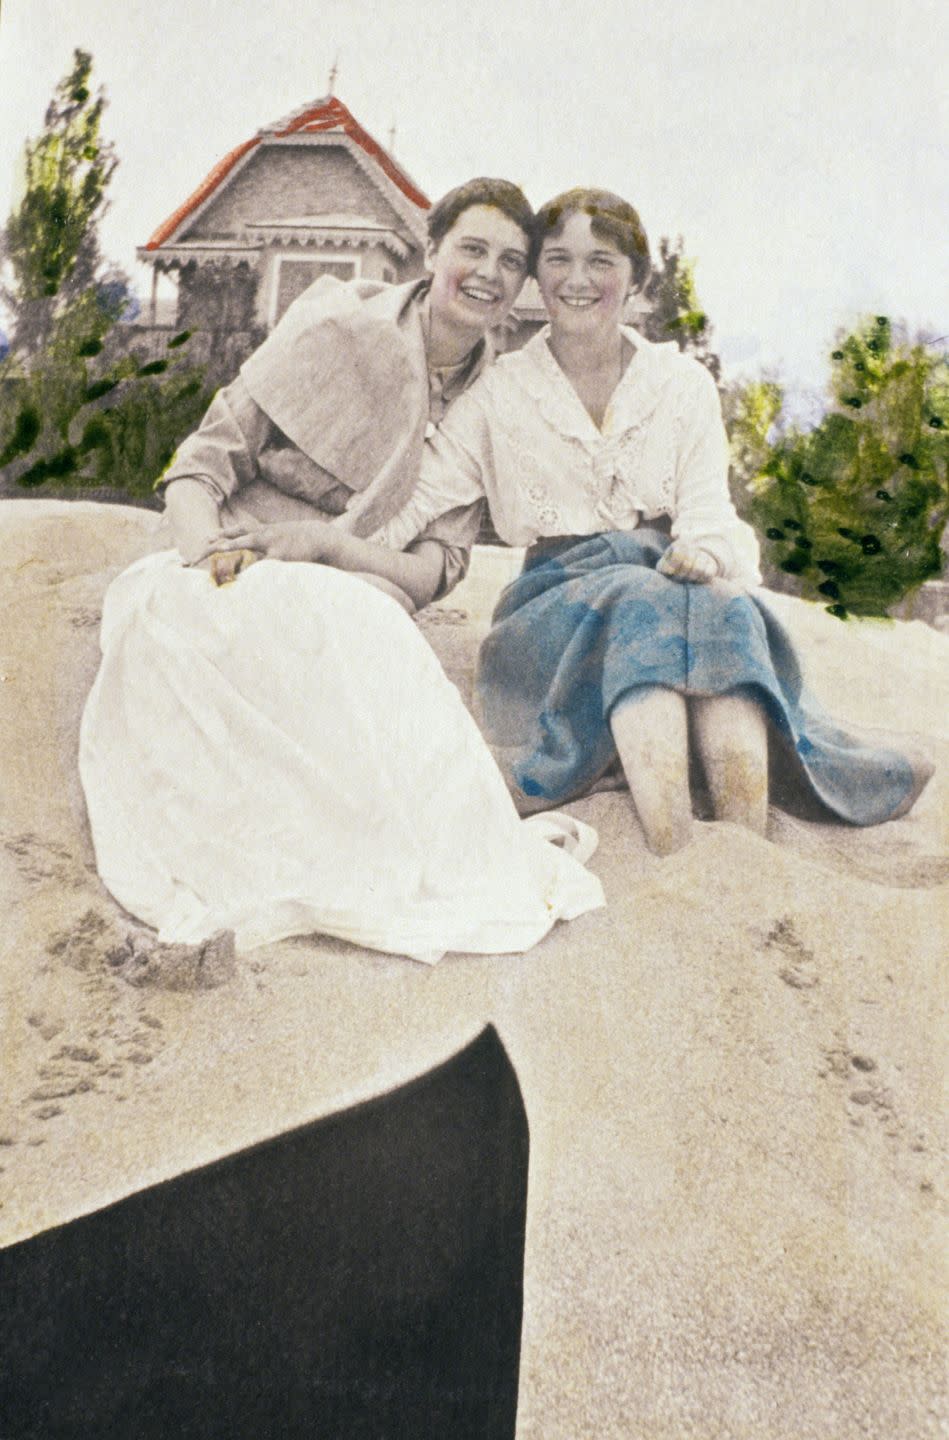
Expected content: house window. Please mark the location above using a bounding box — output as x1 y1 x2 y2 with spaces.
383 266 395 283
270 256 358 327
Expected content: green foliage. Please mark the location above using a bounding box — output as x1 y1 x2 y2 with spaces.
0 316 210 498
69 356 209 497
642 236 721 380
1 50 119 354
721 377 785 494
746 318 948 617
0 51 210 501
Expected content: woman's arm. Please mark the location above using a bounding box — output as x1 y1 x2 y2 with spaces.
369 402 487 553
663 365 762 586
200 520 449 610
199 386 489 605
159 376 275 563
321 531 448 610
164 479 226 565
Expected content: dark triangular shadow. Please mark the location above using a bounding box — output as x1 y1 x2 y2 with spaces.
1 1024 528 1439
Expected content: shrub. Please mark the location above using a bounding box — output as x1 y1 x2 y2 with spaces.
745 318 948 617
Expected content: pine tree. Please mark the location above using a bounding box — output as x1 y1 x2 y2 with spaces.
1 50 120 355
722 377 785 493
747 317 948 617
0 51 210 501
641 236 721 380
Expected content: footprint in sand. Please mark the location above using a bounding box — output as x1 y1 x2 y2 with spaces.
22 920 234 1124
45 909 236 992
2 831 88 890
762 914 820 990
817 1039 936 1189
104 927 236 992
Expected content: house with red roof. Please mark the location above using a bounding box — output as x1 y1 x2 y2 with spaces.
136 93 649 370
138 96 431 338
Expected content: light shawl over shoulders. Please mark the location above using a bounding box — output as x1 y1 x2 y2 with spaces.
239 275 431 537
375 327 762 585
158 275 488 595
163 275 486 544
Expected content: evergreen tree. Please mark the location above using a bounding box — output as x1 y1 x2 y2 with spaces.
746 317 948 617
722 376 785 494
1 50 120 355
0 51 210 501
641 236 721 380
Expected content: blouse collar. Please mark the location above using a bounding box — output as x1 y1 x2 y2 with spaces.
511 324 682 448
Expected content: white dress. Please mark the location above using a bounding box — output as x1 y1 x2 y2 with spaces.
79 552 604 963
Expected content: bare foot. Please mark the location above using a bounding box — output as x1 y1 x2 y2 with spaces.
641 808 694 856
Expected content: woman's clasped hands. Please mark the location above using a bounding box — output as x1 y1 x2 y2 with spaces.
196 520 335 586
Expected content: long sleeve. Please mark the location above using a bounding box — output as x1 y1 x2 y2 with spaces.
407 499 485 599
159 371 354 520
370 397 488 552
670 366 762 586
156 374 274 505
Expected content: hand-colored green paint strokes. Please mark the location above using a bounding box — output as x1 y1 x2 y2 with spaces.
748 318 948 618
0 51 211 502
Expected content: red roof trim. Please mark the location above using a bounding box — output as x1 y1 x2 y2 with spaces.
274 97 429 210
144 137 261 250
144 96 428 252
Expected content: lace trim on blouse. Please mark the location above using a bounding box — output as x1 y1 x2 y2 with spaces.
487 327 686 530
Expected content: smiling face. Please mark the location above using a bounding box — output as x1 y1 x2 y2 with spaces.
536 210 635 341
426 204 530 338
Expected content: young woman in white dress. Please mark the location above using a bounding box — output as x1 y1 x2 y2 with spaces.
79 180 604 963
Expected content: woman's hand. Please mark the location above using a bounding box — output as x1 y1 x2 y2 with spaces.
194 520 333 587
195 548 261 587
201 520 337 568
164 479 225 566
657 540 720 584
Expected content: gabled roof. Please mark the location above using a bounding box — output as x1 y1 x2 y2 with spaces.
144 96 429 251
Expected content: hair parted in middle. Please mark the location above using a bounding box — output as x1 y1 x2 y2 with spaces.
532 188 651 289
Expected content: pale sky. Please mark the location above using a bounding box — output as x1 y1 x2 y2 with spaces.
0 0 946 388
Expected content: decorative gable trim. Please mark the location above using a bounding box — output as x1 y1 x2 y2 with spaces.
246 220 412 261
143 96 429 255
273 97 428 212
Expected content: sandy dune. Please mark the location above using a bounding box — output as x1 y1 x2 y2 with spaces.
1 501 946 1438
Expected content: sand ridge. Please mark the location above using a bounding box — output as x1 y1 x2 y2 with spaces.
1 501 946 1439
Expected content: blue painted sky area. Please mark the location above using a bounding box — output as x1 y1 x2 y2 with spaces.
0 0 946 391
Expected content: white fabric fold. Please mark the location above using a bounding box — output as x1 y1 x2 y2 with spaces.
80 553 605 963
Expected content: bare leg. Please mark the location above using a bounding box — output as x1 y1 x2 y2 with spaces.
610 688 693 855
690 692 769 834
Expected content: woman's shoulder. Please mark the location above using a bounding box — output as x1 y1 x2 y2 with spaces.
287 274 424 329
246 277 425 380
442 332 546 419
473 330 559 408
624 327 711 382
621 329 720 419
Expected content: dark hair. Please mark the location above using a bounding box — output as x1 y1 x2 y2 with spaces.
426 178 534 250
532 188 650 288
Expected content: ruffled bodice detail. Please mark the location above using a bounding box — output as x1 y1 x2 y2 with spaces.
374 323 762 586
468 327 704 538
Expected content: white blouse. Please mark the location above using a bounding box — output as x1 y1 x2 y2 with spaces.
374 326 762 586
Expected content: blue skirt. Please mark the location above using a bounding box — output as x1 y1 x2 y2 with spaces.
476 531 928 826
